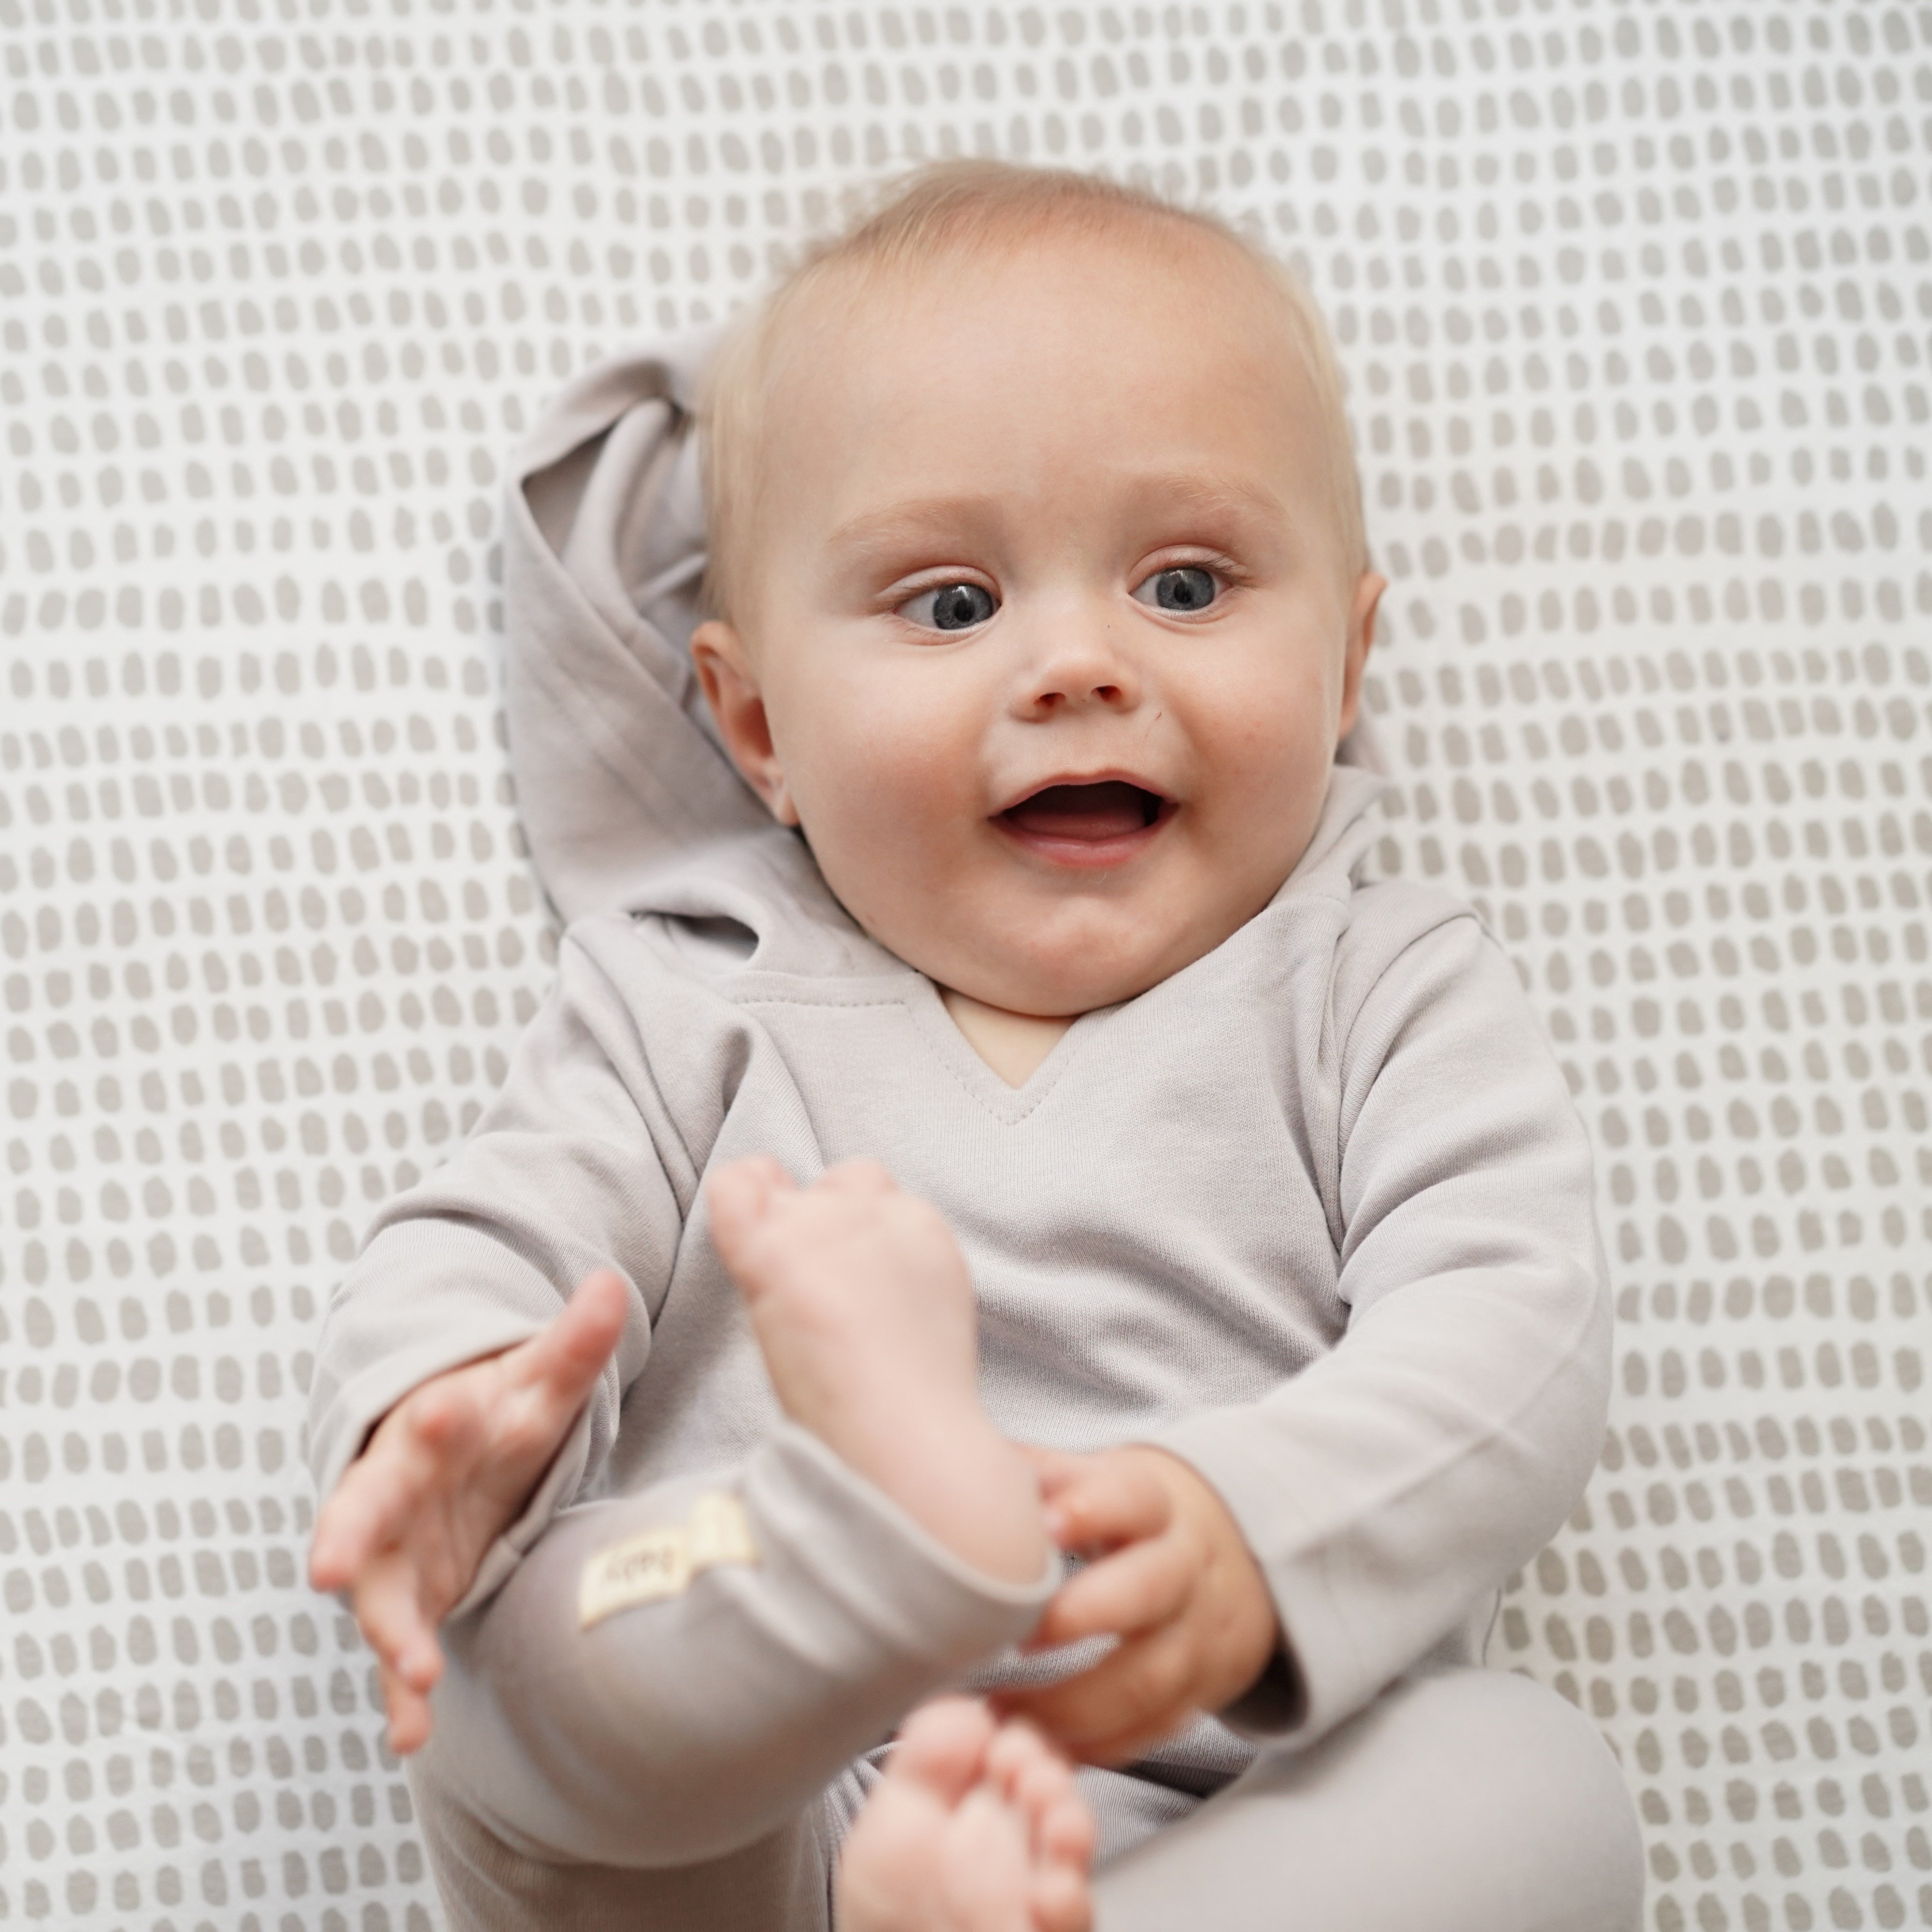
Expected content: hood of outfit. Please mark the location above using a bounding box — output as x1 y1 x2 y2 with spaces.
499 329 1394 931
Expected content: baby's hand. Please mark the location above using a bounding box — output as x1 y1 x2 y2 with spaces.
307 1269 629 1755
993 1446 1279 1768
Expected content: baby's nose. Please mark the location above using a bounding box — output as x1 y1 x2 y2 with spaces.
1019 626 1142 714
1033 674 1129 711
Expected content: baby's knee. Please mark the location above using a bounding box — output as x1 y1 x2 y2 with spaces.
1396 1668 1645 1931
1093 1668 1641 1932
1426 1669 1632 1802
406 1743 834 1929
1235 1668 1643 1932
420 1433 1051 1867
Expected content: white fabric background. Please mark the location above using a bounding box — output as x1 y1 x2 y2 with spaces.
0 4 1928 1930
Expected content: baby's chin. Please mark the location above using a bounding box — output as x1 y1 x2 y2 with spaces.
900 919 1241 1020
827 821 1319 1018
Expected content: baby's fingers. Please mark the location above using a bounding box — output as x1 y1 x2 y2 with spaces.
996 1626 1196 1767
705 1155 796 1272
502 1268 628 1416
1025 1536 1193 1651
308 1387 478 1591
378 1657 438 1757
309 1459 395 1592
1017 1443 1088 1503
1039 1452 1173 1557
352 1555 445 1697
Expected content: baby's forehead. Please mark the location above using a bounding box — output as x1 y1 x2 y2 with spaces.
803 206 1287 343
774 214 1323 433
706 194 1363 620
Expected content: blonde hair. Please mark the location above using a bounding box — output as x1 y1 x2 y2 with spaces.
697 159 1365 625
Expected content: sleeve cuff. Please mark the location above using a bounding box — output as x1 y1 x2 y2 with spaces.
748 1421 1064 1664
1218 1644 1307 1738
447 1399 601 1621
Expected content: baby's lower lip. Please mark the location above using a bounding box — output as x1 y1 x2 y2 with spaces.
992 781 1172 869
994 821 1166 869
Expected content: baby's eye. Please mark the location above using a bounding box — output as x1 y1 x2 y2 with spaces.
897 582 998 632
1132 566 1221 614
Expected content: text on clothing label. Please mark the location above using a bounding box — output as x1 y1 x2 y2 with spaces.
577 1492 760 1630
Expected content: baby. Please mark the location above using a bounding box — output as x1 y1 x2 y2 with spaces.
308 161 1643 1932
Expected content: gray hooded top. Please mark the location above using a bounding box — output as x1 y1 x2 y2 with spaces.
309 337 1611 1794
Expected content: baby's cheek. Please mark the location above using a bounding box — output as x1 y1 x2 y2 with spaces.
824 747 957 859
794 758 965 956
1211 705 1327 810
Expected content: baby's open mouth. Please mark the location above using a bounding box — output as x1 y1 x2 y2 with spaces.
998 781 1167 845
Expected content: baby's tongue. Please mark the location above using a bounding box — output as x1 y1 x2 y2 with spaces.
1003 781 1152 841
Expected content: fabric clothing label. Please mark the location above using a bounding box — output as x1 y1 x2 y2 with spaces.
578 1493 760 1629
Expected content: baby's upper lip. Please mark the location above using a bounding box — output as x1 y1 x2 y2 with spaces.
991 769 1173 816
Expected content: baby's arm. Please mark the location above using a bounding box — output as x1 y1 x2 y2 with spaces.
308 1269 627 1750
1149 910 1611 1745
1012 911 1607 1761
307 928 699 1741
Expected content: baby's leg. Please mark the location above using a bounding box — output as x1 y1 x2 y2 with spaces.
1090 1667 1644 1932
409 1758 838 1932
408 1160 1056 1909
714 1157 1050 1590
838 1699 1096 1932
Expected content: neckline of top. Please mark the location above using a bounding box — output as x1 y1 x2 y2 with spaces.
905 972 1120 1124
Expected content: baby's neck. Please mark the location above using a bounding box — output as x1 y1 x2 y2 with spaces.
939 987 1075 1088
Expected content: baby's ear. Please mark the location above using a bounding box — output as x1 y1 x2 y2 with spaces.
1335 570 1386 744
690 621 799 826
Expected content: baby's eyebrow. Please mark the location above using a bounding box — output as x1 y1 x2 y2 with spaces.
1118 471 1289 532
824 473 1287 563
824 495 1003 563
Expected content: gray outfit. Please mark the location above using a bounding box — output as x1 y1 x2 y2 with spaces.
309 340 1643 1930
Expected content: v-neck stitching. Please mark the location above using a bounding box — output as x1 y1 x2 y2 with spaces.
905 972 1118 1125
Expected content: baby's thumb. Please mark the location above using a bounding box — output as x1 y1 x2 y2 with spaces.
515 1268 628 1407
1018 1444 1087 1528
1042 1456 1171 1555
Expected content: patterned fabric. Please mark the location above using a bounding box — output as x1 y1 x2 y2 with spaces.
0 5 1925 1931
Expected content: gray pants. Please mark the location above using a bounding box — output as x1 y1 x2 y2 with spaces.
411 1426 1644 1932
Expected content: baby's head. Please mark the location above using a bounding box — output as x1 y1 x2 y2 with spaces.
690 160 1383 1019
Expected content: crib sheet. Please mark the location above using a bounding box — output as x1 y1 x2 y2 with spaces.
0 4 1927 1930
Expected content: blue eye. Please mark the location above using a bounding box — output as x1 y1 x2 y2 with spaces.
1134 566 1220 613
899 582 998 631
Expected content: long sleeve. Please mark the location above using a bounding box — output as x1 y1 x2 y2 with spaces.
306 922 707 1587
1151 912 1611 1747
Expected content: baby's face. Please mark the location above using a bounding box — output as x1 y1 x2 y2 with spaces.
694 225 1382 1018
